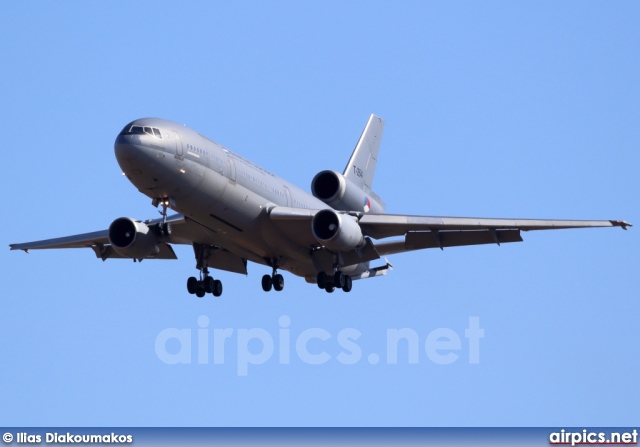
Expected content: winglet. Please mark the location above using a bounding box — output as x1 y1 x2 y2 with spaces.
611 220 632 230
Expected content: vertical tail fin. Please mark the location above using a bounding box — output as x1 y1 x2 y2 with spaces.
343 114 385 195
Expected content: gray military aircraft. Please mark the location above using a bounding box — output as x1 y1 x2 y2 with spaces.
10 115 631 297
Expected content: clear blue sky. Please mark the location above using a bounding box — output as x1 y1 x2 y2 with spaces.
1 1 638 427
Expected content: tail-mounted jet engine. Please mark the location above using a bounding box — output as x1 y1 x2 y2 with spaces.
311 170 383 213
311 209 365 252
108 217 160 258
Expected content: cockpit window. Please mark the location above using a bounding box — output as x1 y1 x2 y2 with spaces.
119 124 163 139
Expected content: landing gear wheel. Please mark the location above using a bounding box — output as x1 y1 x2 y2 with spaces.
325 284 335 293
195 285 206 298
187 277 198 294
162 222 172 236
317 271 327 289
212 279 223 297
273 274 284 292
203 276 215 294
342 275 352 292
262 274 273 292
333 271 345 289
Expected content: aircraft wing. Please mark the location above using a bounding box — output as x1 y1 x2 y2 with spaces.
357 214 631 239
270 207 631 267
10 229 111 251
9 213 251 274
359 214 630 258
9 214 190 260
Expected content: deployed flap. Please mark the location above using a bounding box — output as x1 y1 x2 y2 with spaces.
350 263 390 281
373 230 522 257
90 243 178 260
310 237 381 271
206 248 248 275
339 237 380 267
358 214 631 240
405 229 522 249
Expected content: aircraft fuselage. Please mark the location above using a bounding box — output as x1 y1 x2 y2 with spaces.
114 118 367 279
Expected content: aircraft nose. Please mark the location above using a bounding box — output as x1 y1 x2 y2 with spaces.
114 132 177 194
114 134 137 162
114 134 151 170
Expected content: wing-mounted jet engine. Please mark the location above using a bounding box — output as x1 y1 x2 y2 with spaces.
311 209 365 251
108 217 162 258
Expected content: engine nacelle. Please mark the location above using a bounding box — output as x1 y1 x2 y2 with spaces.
311 170 384 213
311 209 364 252
108 217 160 258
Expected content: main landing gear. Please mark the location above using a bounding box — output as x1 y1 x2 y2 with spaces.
262 264 284 292
187 273 222 298
317 270 353 294
187 244 223 298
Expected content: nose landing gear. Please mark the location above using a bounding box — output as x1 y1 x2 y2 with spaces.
152 197 172 236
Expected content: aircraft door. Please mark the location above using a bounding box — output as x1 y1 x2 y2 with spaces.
283 185 292 207
226 156 236 182
172 130 184 160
